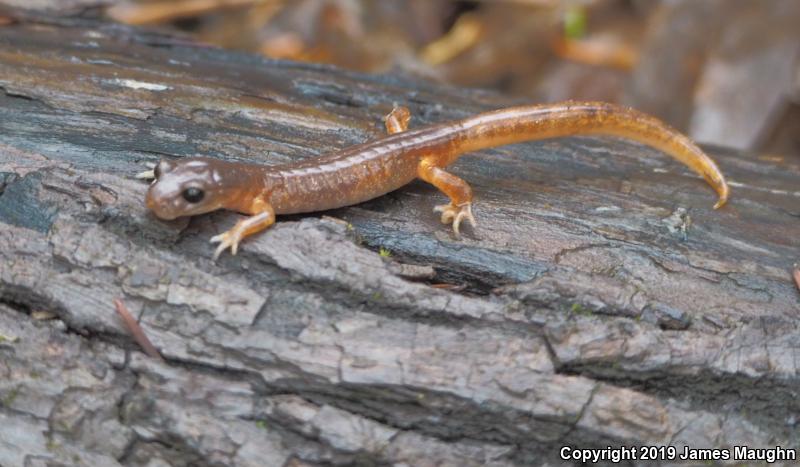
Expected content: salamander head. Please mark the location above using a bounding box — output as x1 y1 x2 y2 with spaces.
145 157 254 220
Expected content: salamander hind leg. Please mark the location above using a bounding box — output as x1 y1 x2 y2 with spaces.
210 202 276 260
383 106 411 134
417 159 476 236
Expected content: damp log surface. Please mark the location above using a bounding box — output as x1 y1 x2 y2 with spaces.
1 13 799 467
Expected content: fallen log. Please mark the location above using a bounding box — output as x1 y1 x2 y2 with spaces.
1 12 799 467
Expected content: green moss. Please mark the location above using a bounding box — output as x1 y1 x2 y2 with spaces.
378 247 391 258
0 333 18 343
1 388 19 407
569 303 592 316
255 420 268 430
563 6 587 39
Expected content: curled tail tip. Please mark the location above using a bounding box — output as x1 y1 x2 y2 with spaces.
712 185 729 209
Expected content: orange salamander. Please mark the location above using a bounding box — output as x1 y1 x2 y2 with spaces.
142 101 729 260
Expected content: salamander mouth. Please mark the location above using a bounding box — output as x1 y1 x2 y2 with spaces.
145 189 181 220
153 211 179 221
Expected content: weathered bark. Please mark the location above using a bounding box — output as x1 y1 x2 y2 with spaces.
1 12 799 467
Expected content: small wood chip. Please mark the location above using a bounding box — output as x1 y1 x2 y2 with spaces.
30 310 58 320
388 263 436 280
114 298 164 361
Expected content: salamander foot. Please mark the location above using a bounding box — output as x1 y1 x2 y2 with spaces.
210 228 243 260
433 202 476 236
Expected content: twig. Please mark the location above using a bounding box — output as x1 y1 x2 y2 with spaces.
430 283 467 292
107 0 278 25
419 12 483 66
114 298 164 362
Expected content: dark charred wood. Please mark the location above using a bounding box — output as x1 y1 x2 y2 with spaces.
0 12 799 467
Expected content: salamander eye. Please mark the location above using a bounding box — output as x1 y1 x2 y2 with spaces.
153 164 162 179
182 187 205 203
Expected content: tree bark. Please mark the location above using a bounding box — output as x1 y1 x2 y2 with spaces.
1 12 799 467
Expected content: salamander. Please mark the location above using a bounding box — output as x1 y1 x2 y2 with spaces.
142 101 729 260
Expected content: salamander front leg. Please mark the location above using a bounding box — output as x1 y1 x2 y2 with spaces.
210 202 275 260
135 162 157 182
383 106 411 134
418 159 476 236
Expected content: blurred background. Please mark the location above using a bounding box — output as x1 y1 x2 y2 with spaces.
4 0 800 157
